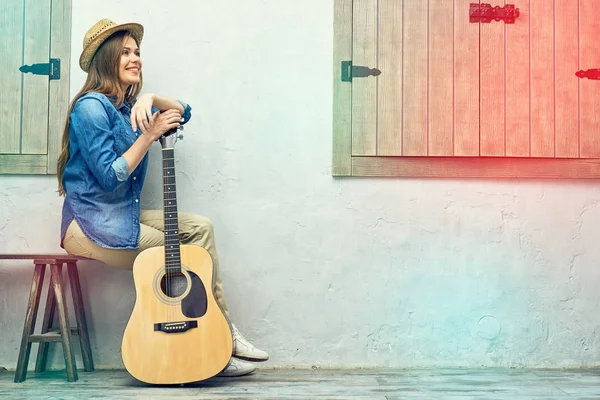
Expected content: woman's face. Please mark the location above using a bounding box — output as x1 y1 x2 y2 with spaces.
119 35 141 90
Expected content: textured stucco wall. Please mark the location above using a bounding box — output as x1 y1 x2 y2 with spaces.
2 0 600 371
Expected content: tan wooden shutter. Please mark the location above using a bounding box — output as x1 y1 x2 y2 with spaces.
351 0 479 158
481 0 583 158
333 0 600 178
579 0 600 158
0 0 71 175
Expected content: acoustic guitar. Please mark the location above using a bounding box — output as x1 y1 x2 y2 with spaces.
121 127 233 384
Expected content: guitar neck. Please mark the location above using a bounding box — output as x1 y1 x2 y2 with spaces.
162 147 181 273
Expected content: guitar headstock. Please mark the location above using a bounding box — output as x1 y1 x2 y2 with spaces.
159 126 184 150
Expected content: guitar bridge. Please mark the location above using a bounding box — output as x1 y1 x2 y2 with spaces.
154 320 198 333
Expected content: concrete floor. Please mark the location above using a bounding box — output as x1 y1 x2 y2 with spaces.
2 367 600 399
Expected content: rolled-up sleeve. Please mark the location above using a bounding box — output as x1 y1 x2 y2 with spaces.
177 101 192 125
70 98 128 191
111 156 130 182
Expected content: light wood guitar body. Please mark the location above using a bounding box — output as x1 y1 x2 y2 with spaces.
122 245 233 384
121 128 233 384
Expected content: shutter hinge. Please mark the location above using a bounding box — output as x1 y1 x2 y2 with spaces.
469 3 520 24
19 58 61 80
576 69 600 80
341 61 381 82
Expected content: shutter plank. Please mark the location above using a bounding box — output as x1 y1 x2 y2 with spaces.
530 0 555 157
330 0 352 176
22 0 51 155
0 155 46 174
377 0 402 156
351 0 377 156
352 156 600 179
48 0 72 174
554 0 579 158
428 0 453 156
480 1 505 156
402 0 428 156
454 0 479 156
0 0 23 154
505 0 530 157
578 0 600 158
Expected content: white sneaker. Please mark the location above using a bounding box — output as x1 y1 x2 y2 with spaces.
216 357 256 377
231 323 269 362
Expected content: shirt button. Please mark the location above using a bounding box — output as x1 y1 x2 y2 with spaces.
135 199 139 203
133 176 137 180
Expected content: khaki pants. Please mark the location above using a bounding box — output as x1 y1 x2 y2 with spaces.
62 210 229 315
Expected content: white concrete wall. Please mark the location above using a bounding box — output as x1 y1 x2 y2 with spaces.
2 0 600 371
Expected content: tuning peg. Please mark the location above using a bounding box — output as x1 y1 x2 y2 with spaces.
178 135 184 140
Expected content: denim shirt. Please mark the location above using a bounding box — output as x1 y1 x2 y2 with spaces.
60 92 192 250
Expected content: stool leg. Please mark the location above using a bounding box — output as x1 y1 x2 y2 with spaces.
14 264 46 383
67 262 94 372
35 273 56 373
50 263 78 382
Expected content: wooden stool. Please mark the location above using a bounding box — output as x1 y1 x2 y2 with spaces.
0 254 95 382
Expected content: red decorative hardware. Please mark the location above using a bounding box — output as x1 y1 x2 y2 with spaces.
576 69 600 80
470 3 520 24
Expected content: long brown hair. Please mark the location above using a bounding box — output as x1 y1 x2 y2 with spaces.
57 31 143 196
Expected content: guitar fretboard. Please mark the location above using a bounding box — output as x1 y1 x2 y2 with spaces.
162 149 181 274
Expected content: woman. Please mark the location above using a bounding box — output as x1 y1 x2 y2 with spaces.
57 19 267 377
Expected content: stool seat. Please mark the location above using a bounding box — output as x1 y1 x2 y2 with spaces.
0 254 91 261
1 254 94 382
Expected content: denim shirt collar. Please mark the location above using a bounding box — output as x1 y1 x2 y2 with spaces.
107 95 134 112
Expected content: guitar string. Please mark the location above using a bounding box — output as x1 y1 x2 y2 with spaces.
164 148 172 323
164 141 181 324
169 149 174 323
169 150 174 323
163 148 168 323
168 146 178 324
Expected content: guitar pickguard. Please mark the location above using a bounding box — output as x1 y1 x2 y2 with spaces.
181 271 208 318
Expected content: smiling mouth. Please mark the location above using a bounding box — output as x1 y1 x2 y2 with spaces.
126 67 139 73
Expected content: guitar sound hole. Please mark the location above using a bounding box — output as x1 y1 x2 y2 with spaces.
160 272 188 298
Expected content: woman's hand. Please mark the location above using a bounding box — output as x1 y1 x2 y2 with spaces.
130 93 155 132
139 109 182 142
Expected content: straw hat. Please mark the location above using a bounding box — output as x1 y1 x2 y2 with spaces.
79 18 144 73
